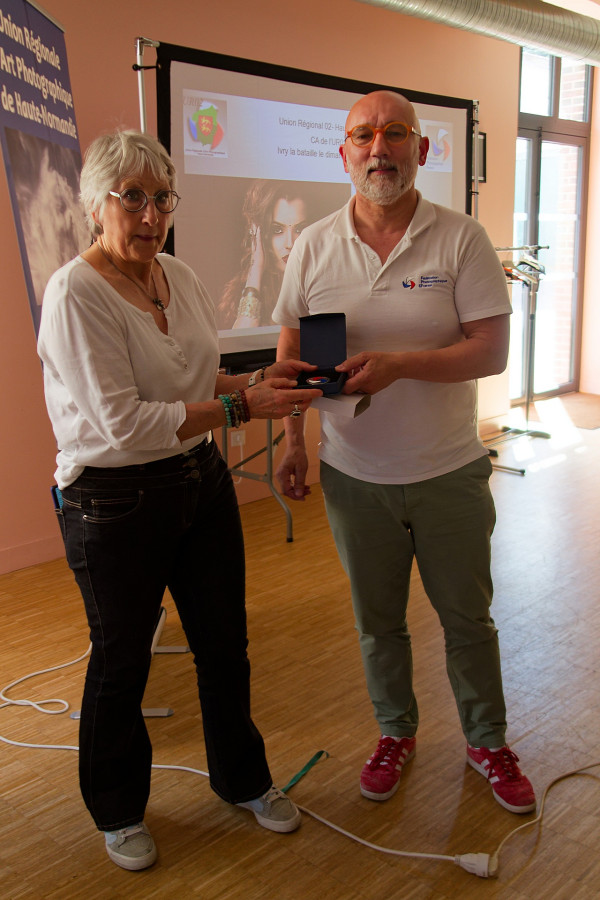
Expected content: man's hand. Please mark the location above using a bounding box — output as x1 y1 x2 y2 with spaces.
337 351 399 395
276 446 311 501
335 316 510 393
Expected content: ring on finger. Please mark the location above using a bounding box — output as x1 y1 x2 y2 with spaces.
290 403 301 418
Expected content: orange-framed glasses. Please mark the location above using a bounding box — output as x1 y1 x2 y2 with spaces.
344 121 422 148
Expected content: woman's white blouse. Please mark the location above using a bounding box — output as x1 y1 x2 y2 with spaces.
38 253 220 488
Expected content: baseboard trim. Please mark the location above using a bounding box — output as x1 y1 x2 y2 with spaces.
0 535 65 575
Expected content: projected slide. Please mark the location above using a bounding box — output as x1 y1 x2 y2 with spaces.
160 48 471 365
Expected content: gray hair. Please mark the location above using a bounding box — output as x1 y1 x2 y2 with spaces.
79 130 177 235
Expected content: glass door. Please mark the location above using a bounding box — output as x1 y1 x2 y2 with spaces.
511 48 591 405
537 139 582 392
510 129 585 401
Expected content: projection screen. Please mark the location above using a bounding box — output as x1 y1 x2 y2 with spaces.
156 44 474 371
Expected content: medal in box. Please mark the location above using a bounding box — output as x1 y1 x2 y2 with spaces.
295 312 347 395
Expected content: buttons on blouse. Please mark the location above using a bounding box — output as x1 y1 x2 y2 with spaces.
166 337 189 371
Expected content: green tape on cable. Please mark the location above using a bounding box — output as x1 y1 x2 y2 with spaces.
281 750 329 793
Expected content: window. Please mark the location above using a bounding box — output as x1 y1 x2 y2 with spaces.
520 48 592 124
510 50 592 403
558 57 591 122
520 49 553 116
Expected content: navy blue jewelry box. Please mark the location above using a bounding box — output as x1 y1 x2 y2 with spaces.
295 312 348 395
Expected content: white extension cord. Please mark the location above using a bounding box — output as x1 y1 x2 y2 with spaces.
2 645 598 880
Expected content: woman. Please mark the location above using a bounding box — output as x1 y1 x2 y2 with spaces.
217 180 308 330
37 130 319 872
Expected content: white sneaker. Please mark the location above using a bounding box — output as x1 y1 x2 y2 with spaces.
237 786 301 833
104 822 157 870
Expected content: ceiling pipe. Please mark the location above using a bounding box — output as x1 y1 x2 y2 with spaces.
354 0 600 65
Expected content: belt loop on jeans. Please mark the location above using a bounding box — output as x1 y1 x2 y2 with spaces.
182 432 212 457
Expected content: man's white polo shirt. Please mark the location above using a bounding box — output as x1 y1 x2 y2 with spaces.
273 193 511 484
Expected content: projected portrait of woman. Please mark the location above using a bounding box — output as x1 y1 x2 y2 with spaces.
217 180 309 330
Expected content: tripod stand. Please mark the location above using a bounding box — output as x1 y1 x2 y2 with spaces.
484 247 550 474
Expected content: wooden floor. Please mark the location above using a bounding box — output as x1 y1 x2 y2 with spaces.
2 419 600 898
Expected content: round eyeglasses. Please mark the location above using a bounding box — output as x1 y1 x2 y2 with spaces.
345 121 422 148
108 188 181 213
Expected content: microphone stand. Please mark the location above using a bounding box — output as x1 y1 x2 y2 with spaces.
484 247 550 475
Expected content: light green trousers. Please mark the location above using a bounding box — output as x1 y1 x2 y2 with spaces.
320 455 507 748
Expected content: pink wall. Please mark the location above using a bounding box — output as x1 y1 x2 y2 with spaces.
0 0 521 573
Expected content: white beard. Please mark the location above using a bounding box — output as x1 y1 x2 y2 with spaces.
347 155 419 205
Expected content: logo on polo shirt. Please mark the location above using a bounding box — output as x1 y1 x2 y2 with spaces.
419 274 449 288
403 274 449 289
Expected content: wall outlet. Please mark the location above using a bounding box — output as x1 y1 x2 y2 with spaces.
230 430 246 446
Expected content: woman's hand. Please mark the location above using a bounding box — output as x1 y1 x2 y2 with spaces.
265 359 318 380
245 379 321 420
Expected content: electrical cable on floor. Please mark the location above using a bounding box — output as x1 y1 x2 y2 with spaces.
2 647 599 879
0 643 91 715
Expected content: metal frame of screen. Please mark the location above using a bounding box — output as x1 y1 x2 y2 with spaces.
155 42 474 371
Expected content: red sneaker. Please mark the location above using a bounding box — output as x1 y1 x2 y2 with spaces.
467 744 536 814
360 736 416 801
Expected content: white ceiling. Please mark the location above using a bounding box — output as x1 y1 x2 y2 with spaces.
544 0 600 20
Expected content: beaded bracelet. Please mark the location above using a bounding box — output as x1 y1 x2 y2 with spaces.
230 390 249 425
218 390 251 428
230 391 243 426
218 394 233 428
228 394 241 429
231 389 250 424
239 388 251 422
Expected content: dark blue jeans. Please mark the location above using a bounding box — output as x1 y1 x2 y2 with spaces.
57 439 271 831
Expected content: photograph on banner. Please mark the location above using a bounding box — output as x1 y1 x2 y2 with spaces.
0 0 85 334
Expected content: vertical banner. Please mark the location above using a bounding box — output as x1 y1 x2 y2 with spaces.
0 0 87 335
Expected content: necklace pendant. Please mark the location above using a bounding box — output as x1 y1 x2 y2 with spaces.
97 242 167 313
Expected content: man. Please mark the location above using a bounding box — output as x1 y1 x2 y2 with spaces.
273 90 535 815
